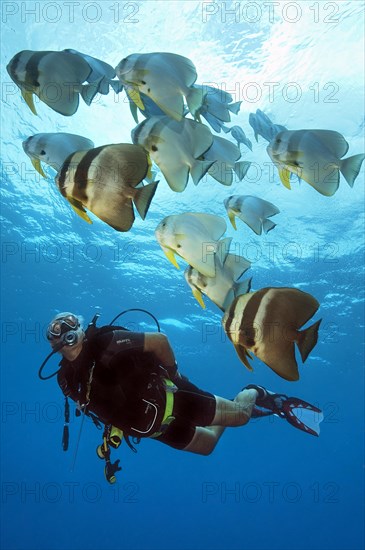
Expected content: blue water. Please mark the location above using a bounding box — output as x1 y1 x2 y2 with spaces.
1 1 364 549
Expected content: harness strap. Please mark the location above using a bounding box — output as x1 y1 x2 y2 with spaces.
150 379 176 438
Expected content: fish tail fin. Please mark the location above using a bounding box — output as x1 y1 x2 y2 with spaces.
80 79 103 106
190 160 215 186
262 219 276 234
97 77 110 96
340 154 365 187
216 237 232 264
234 161 251 180
297 319 322 363
235 277 252 297
133 181 159 220
109 80 124 94
222 124 231 134
228 101 242 115
186 86 205 117
245 139 253 151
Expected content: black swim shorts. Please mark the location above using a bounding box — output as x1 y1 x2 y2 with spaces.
155 377 217 450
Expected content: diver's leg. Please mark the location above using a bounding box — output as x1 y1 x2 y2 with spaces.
182 389 259 455
182 425 226 455
210 389 258 427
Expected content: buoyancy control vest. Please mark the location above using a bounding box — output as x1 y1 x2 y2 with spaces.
57 325 170 437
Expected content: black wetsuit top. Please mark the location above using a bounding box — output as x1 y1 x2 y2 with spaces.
57 328 167 437
58 327 217 449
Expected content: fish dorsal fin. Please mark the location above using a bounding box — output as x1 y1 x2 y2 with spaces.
159 53 197 87
308 130 349 158
273 287 320 330
186 213 226 241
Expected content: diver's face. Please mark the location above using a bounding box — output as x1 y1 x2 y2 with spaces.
51 329 85 361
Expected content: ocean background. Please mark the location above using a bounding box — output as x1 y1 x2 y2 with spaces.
1 1 364 549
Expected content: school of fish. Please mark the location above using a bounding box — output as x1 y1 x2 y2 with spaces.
8 48 365 381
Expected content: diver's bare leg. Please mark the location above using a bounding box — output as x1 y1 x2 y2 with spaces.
211 389 258 427
183 389 258 455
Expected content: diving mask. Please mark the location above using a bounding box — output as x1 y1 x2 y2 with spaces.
47 313 80 342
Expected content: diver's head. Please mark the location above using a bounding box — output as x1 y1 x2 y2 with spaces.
47 312 85 359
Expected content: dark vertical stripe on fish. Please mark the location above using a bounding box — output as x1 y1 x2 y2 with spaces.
225 288 270 347
224 296 239 339
24 52 49 87
7 52 23 81
57 154 74 197
73 146 106 200
241 287 271 346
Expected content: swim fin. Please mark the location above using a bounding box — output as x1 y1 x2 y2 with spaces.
245 384 323 437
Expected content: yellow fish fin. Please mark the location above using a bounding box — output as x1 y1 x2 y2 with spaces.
67 197 92 224
21 89 37 115
279 167 291 189
162 247 180 269
192 287 206 309
228 210 237 230
126 87 145 111
31 158 46 178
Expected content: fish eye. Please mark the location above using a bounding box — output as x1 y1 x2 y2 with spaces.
141 80 146 85
276 138 281 143
151 145 158 152
40 150 46 155
177 244 181 249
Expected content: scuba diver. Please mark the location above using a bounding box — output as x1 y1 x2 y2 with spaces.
43 312 323 481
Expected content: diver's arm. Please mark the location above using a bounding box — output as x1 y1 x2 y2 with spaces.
144 333 179 379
